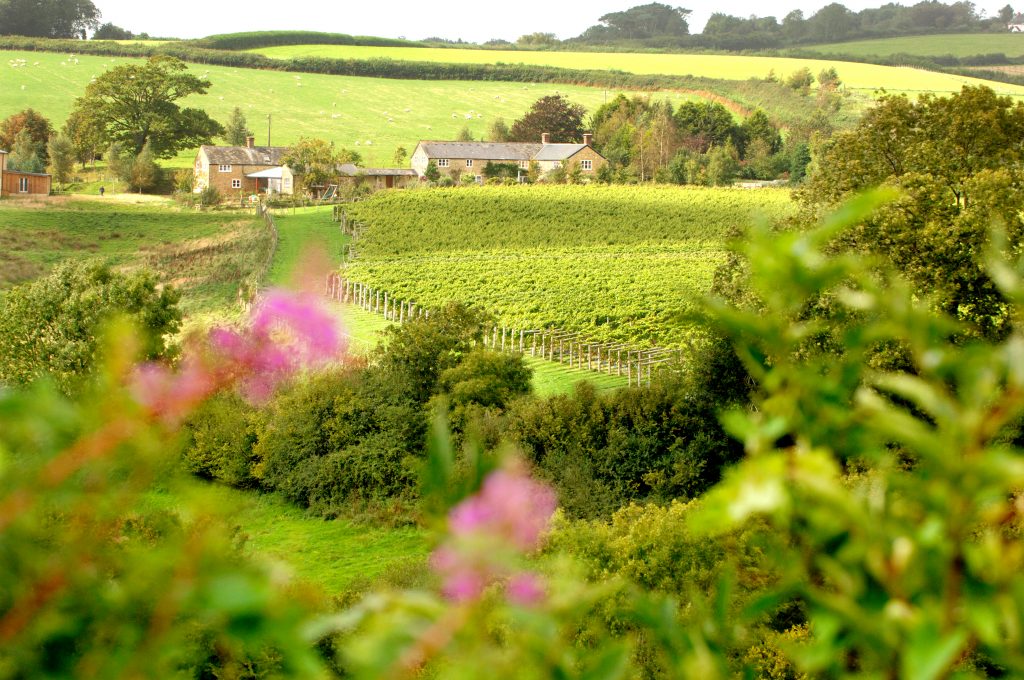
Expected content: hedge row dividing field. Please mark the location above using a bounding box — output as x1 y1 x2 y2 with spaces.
251 43 1024 96
344 185 795 348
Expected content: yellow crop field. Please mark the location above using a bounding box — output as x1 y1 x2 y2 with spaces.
251 44 1024 96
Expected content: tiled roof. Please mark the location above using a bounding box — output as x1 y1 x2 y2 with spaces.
418 141 542 161
359 168 418 177
201 145 289 165
338 163 418 177
533 144 589 161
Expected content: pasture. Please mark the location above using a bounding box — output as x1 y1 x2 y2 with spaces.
249 43 1024 95
144 484 429 598
0 50 650 168
0 196 271 316
344 185 795 348
803 32 1024 58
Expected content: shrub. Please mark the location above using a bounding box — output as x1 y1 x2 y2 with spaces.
505 375 744 518
182 393 260 487
0 262 180 393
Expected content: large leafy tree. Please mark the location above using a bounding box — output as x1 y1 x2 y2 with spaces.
509 95 587 144
798 85 1024 339
68 56 224 158
281 137 361 195
62 106 105 167
0 109 53 161
0 0 100 38
673 101 739 152
591 3 691 39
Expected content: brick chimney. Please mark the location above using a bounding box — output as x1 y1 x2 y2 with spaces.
245 135 255 148
582 133 593 146
541 132 551 144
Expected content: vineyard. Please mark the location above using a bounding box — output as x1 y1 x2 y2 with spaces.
343 185 794 348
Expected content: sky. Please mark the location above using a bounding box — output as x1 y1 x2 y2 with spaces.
96 0 1010 42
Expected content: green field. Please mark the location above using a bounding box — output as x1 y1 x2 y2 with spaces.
0 196 270 316
804 32 1024 58
0 50 650 169
344 185 794 348
251 43 1024 95
145 483 429 598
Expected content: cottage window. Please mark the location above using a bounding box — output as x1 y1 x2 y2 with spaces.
438 159 450 168
519 161 529 169
218 164 232 173
552 161 562 169
231 179 242 189
465 159 473 168
582 160 593 171
18 177 29 193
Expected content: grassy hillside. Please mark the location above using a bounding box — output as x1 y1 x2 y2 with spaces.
250 44 1024 95
344 185 795 348
0 196 271 316
803 33 1024 59
144 483 429 598
0 50 657 169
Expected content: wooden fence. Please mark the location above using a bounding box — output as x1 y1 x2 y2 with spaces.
324 273 680 387
240 202 279 311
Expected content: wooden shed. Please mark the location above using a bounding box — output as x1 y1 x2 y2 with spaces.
0 151 52 197
1 170 52 197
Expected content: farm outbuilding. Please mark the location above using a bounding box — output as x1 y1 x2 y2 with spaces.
410 132 606 182
338 163 418 190
0 151 52 197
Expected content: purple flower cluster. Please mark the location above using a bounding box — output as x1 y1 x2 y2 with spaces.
431 467 557 605
131 290 344 423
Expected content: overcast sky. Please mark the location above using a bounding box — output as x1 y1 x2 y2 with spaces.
96 0 1009 42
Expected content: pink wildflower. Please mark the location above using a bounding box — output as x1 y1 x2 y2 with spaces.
507 572 546 606
251 290 341 365
432 466 557 605
431 547 493 602
130 358 217 425
449 469 557 551
129 290 345 419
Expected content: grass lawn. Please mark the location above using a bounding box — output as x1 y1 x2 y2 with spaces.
804 33 1024 59
145 483 429 598
268 205 349 287
250 43 1024 96
0 195 271 316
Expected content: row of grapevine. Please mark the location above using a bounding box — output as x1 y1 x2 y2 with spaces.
325 273 679 387
338 185 794 348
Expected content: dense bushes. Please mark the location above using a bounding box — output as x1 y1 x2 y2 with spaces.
180 302 749 523
182 304 527 518
0 262 180 393
505 374 745 519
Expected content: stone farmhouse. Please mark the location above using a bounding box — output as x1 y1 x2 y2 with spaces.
194 138 417 197
0 149 52 197
410 133 607 181
194 137 292 196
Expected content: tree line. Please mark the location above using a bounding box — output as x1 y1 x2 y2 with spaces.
568 1 1009 50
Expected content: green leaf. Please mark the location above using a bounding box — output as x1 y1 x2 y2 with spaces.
579 643 631 680
901 623 968 680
